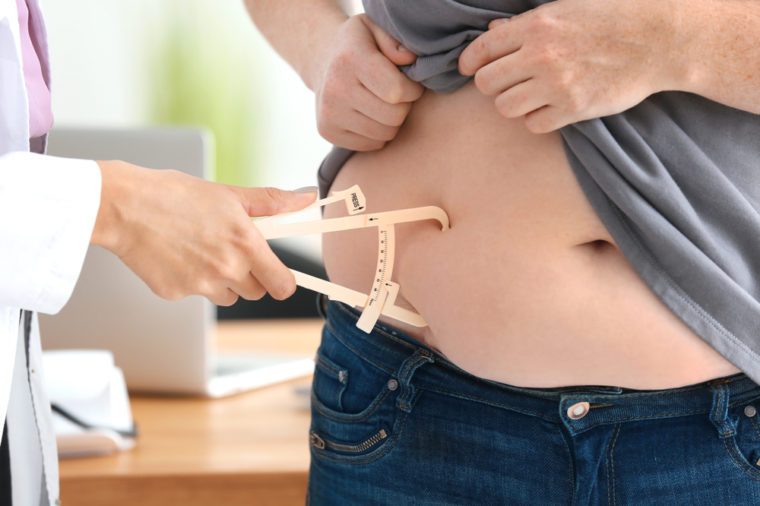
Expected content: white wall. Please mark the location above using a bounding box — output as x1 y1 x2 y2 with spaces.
41 0 331 183
41 0 156 126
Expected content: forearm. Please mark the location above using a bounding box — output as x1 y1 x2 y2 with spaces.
244 0 348 89
671 0 760 114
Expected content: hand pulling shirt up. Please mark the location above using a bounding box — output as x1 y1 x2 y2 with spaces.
316 0 760 384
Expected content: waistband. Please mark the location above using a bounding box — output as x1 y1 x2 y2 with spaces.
317 147 355 200
317 294 760 435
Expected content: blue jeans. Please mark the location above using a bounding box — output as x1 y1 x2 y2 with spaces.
308 295 760 505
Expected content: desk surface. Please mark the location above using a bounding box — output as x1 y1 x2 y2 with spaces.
59 319 324 506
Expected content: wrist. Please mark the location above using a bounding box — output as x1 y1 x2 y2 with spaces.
650 0 704 94
91 160 136 256
298 11 347 90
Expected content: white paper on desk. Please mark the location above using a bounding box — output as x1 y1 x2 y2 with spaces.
42 350 135 457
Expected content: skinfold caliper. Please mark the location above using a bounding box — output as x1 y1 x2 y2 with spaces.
254 185 449 333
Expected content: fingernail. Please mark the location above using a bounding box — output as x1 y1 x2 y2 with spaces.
397 44 410 53
294 185 318 194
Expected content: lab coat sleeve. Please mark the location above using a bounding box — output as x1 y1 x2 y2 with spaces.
0 151 101 314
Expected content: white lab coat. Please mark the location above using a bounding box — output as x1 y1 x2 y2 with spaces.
0 0 101 504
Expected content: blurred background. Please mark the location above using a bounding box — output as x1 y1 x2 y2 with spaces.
42 0 362 317
39 5 368 499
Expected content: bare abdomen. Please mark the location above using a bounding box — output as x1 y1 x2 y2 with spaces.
322 83 740 389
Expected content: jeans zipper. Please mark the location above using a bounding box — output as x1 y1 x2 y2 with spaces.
310 429 388 453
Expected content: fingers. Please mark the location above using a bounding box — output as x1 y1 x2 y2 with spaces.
209 288 239 307
360 14 417 66
494 79 548 119
346 110 399 142
227 186 311 299
210 230 296 303
247 242 297 301
219 228 297 302
358 52 424 105
313 14 425 151
523 104 568 135
474 51 531 96
488 18 509 30
230 272 267 302
233 186 317 217
459 18 522 76
324 129 387 152
124 168 306 307
353 85 412 127
323 84 411 149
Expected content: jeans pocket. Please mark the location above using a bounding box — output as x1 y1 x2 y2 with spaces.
722 397 760 480
309 392 406 465
309 324 405 464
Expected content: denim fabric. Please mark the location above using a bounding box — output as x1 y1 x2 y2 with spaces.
307 295 760 505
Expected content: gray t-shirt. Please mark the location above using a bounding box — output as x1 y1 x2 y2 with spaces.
317 0 760 384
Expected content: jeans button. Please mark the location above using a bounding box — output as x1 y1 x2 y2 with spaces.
567 401 590 420
387 379 399 391
745 405 757 417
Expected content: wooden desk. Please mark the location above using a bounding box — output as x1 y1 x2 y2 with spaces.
59 319 324 506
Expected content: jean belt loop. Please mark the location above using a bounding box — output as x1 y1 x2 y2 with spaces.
316 293 329 320
395 348 435 413
709 381 736 439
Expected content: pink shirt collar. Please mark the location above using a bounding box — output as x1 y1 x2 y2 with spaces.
16 0 52 139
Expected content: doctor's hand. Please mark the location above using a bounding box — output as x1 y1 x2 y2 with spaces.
458 0 684 134
90 161 316 306
305 14 424 151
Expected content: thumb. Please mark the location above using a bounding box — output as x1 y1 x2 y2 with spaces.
361 15 417 67
235 186 318 217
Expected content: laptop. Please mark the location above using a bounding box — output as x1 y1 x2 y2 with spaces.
39 127 314 397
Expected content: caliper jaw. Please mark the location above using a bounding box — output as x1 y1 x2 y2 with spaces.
254 185 449 333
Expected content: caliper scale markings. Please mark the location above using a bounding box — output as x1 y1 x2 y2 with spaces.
253 185 449 333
